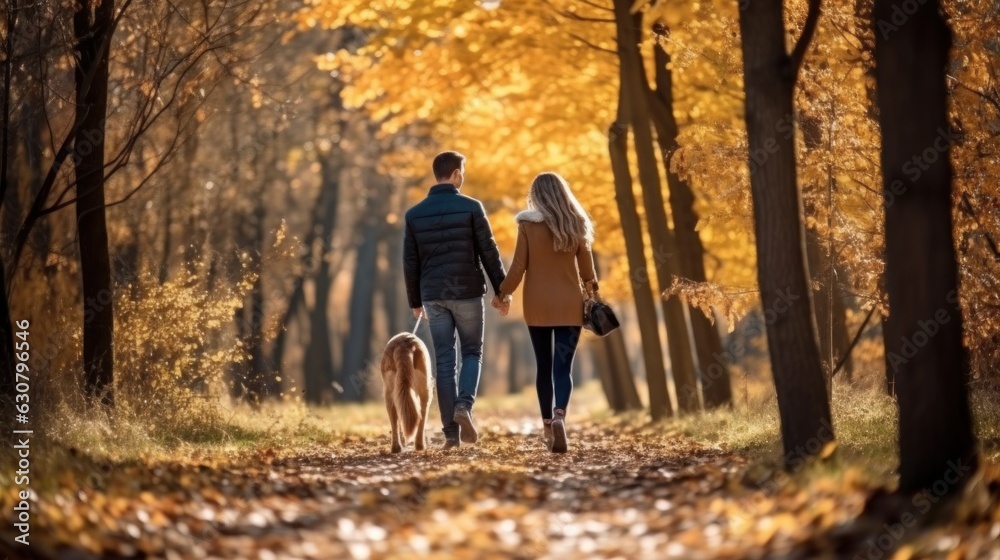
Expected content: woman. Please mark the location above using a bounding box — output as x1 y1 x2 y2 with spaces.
495 172 598 453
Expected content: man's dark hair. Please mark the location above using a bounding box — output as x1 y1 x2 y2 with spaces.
432 151 466 181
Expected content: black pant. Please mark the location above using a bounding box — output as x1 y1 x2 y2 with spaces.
528 326 582 420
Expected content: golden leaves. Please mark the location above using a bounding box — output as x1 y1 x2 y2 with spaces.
297 0 1000 348
667 276 757 331
301 0 628 286
113 271 257 419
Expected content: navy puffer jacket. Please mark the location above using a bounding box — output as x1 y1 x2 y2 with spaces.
403 184 506 308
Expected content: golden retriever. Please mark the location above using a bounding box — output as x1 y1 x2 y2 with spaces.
380 332 433 453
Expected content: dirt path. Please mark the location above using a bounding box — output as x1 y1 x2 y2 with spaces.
5 415 999 559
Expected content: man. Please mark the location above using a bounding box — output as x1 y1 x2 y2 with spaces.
403 151 507 449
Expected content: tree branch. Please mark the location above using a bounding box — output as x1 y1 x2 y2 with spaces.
568 33 616 55
576 0 613 12
831 305 876 378
790 0 822 79
7 0 136 282
558 10 614 23
959 192 1000 259
947 74 1000 116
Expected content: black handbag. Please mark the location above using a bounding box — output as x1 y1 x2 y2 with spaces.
583 287 620 336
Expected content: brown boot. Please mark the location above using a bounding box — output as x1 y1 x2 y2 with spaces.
453 405 479 444
550 409 568 453
543 419 553 450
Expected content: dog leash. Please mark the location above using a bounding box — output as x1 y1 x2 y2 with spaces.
412 310 424 334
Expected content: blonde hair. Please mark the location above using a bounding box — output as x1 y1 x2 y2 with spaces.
527 172 595 252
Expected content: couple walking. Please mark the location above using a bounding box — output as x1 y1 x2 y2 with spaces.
403 151 600 453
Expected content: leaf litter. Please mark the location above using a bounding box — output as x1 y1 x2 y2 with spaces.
1 416 998 559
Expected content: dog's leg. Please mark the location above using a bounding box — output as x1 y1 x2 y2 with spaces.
415 342 432 452
415 384 429 451
385 393 402 453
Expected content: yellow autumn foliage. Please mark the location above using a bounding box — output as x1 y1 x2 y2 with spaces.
302 0 1000 362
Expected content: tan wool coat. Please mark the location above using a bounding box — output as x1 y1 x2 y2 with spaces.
498 209 598 327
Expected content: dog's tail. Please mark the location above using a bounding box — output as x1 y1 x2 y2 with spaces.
392 338 421 440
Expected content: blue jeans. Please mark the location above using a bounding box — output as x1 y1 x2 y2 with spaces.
528 326 582 420
424 298 484 438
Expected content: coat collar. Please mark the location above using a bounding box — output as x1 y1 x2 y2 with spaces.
515 209 545 223
429 183 459 196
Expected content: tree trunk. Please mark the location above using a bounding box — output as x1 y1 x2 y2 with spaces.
738 0 834 467
0 1 17 404
592 252 642 412
19 69 53 275
243 271 268 401
74 0 116 407
613 2 699 414
800 109 855 388
273 229 314 384
590 339 622 411
873 0 978 493
242 188 269 402
182 106 202 277
880 311 894 396
649 24 734 409
612 0 684 419
340 220 379 402
831 265 852 381
225 104 273 404
606 328 642 410
1 0 24 245
0 259 13 405
229 304 248 399
379 194 405 337
113 165 141 294
505 324 520 393
158 185 172 284
274 146 333 382
340 161 385 403
226 98 248 400
608 115 672 419
805 225 850 379
511 323 528 394
303 156 340 404
304 260 334 404
1 0 13 237
273 279 303 378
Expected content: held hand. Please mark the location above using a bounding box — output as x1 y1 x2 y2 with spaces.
499 294 512 316
491 295 512 316
492 297 510 316
412 307 424 320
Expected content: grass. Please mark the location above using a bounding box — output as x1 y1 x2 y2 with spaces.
669 372 1000 483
